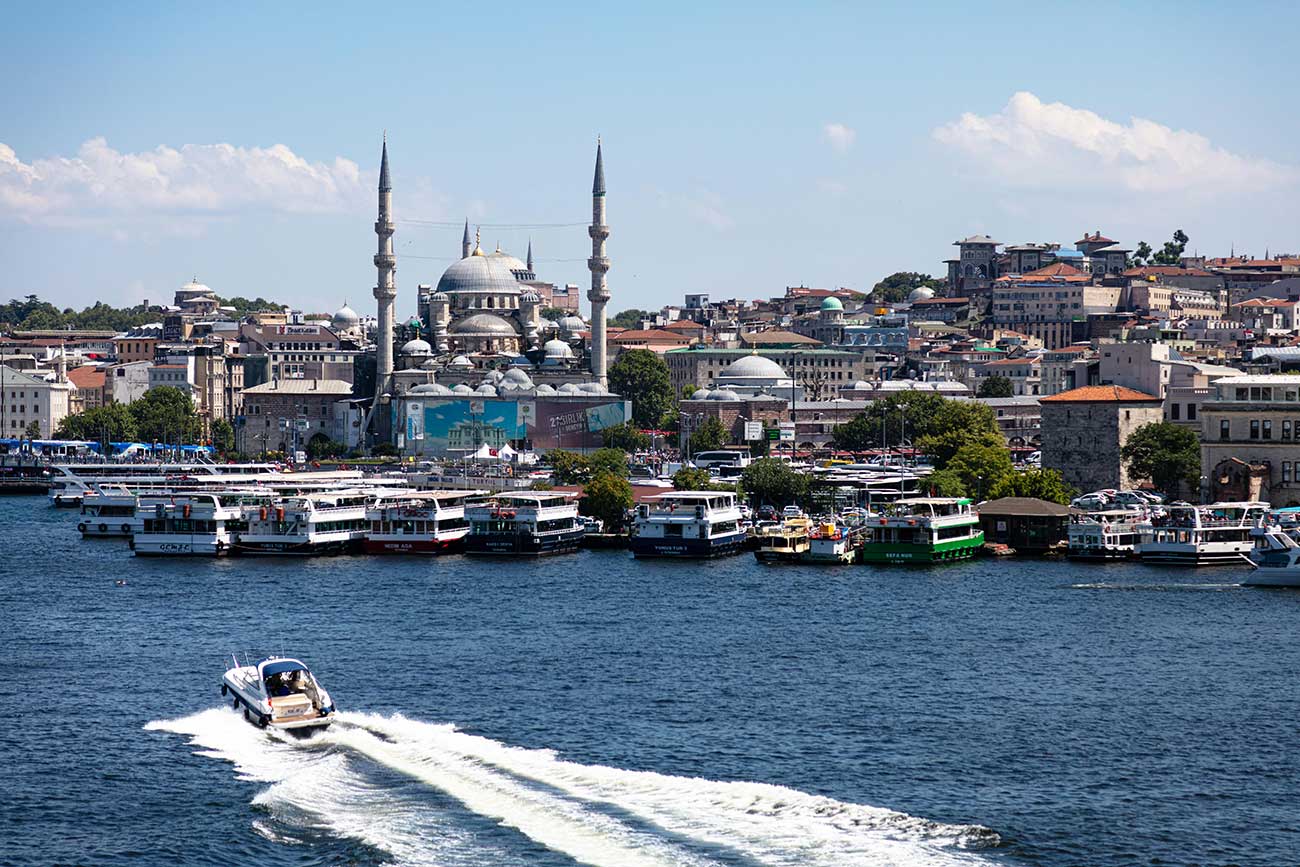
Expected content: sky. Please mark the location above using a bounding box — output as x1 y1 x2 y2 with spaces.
3 1 1299 319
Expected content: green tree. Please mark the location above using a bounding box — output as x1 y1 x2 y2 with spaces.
600 422 650 452
1132 241 1153 266
610 309 651 329
1151 229 1190 266
306 432 346 460
870 272 946 304
945 440 1014 501
608 349 673 428
977 375 1015 398
540 306 568 321
1120 421 1201 499
924 469 967 497
587 447 630 478
681 384 698 399
580 471 634 531
987 467 1076 504
55 403 139 442
130 386 200 444
547 449 590 484
741 458 809 507
370 441 399 457
687 417 729 453
216 296 287 314
832 392 999 457
211 418 235 455
23 419 41 439
672 467 713 490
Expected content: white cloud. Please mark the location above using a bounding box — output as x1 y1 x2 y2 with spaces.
653 187 734 231
823 123 857 153
933 91 1297 195
0 137 368 228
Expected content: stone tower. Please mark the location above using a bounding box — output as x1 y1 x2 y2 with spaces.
373 136 397 392
587 139 611 386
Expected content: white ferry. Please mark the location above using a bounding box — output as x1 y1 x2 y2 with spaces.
132 492 259 556
1067 509 1146 559
47 462 279 507
858 497 984 563
78 484 148 537
630 491 746 558
463 493 585 556
233 489 374 555
222 656 335 731
364 489 486 554
1136 502 1268 566
1244 523 1300 587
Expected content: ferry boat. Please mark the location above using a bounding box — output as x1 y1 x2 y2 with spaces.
47 462 279 507
78 484 146 537
753 516 813 562
858 497 984 563
1244 523 1300 587
221 656 335 731
803 520 861 564
1136 502 1268 566
132 492 258 556
1067 509 1146 559
630 491 746 558
233 489 373 555
364 489 486 554
463 493 585 555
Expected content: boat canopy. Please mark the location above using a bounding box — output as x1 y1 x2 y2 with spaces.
260 659 307 677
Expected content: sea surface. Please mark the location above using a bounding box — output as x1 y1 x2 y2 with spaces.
2 495 1298 867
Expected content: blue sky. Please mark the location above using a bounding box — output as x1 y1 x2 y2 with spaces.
3 1 1298 317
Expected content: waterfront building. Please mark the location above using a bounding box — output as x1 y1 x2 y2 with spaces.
0 363 73 438
977 497 1069 553
241 379 354 454
1198 375 1300 505
1040 385 1164 493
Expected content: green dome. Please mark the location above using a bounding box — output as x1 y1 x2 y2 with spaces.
820 296 844 312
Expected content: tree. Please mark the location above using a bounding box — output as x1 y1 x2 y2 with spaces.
1132 241 1153 267
587 448 630 479
370 442 399 457
547 449 590 484
610 309 651 329
130 386 200 444
681 384 698 399
672 467 713 490
607 349 673 428
540 306 568 321
832 392 999 456
600 422 650 452
1120 421 1201 500
306 432 346 460
977 375 1015 398
55 403 138 442
870 272 946 304
924 469 967 498
580 471 634 531
988 467 1076 505
211 419 235 455
1151 229 1190 266
741 458 809 507
23 419 41 439
945 440 1015 501
687 417 729 453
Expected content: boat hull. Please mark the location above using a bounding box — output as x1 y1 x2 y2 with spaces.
79 520 135 538
363 536 464 555
233 537 359 556
754 544 809 562
1241 569 1300 587
858 533 985 564
1136 545 1253 567
631 532 746 559
134 537 231 556
464 528 585 556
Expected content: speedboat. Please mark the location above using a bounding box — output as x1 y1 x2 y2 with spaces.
1244 523 1300 587
221 656 336 731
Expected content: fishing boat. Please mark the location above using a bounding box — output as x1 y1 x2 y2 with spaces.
463 492 585 555
630 491 746 558
221 656 335 731
1067 508 1146 559
1244 523 1300 587
132 492 259 556
234 489 373 555
753 516 813 562
363 489 486 554
1136 502 1267 566
858 497 984 563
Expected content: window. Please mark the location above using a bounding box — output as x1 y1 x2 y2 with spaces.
1221 419 1231 441
1286 463 1294 484
1286 420 1293 441
1188 404 1196 421
1251 419 1260 439
1171 403 1180 421
1264 420 1273 440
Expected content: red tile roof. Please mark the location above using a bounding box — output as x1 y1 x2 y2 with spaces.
1041 385 1161 403
67 366 105 389
610 329 692 343
1076 232 1116 244
1122 266 1216 278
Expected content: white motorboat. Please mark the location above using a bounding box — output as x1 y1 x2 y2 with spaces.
1136 502 1268 566
222 656 335 731
78 484 146 537
1244 524 1300 587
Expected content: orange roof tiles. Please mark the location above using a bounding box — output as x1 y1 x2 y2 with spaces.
67 366 105 388
1041 384 1161 403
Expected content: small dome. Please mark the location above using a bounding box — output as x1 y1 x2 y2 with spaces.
558 315 586 332
535 383 556 395
474 383 497 396
400 338 432 356
540 319 560 332
503 368 533 385
722 352 788 379
557 383 581 394
579 382 605 394
852 380 872 390
449 355 473 367
908 286 936 303
520 290 541 303
451 383 474 395
431 291 449 303
820 296 844 312
331 302 360 329
449 313 519 337
543 338 574 359
710 389 741 401
405 315 423 329
420 358 439 370
691 389 713 400
429 383 453 395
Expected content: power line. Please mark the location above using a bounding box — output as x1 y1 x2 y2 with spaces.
397 219 589 229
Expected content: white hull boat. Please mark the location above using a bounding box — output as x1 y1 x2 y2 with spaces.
221 656 335 731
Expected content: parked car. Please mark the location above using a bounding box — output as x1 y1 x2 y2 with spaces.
757 505 778 522
781 505 805 519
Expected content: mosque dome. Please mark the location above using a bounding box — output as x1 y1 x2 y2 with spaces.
722 353 788 379
448 313 518 337
451 383 474 395
176 277 213 299
331 301 359 330
474 383 498 396
399 337 432 356
535 383 557 395
908 286 936 303
486 247 527 273
709 389 741 401
543 338 574 359
449 355 473 368
820 296 844 312
520 289 541 304
852 380 873 390
579 382 606 394
557 383 581 394
436 252 522 296
540 319 560 332
692 389 713 400
431 291 449 303
558 315 586 333
502 368 533 386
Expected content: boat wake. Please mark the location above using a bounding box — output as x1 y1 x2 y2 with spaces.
147 707 1000 866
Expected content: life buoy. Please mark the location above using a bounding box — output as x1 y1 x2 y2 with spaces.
98 523 108 533
77 522 86 533
121 523 132 534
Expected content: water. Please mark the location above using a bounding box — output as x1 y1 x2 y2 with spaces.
2 497 1298 867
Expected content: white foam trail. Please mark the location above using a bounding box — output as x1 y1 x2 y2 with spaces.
344 711 1001 867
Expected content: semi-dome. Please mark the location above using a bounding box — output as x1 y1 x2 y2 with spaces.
722 352 788 379
399 337 432 356
331 301 360 330
436 253 522 296
520 289 541 303
486 247 527 273
448 313 519 337
820 296 844 312
908 286 936 303
543 338 574 358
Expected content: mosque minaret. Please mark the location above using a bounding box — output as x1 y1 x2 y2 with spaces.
372 135 397 392
587 139 611 387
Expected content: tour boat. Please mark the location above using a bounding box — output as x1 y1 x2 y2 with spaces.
1243 523 1300 587
630 491 746 558
1135 502 1268 566
47 462 279 507
132 492 258 556
363 489 486 554
1067 509 1146 559
803 520 861 564
221 656 335 731
233 489 374 555
858 497 984 563
463 492 585 556
753 515 813 562
78 484 147 537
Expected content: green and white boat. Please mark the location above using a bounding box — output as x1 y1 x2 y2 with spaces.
859 497 984 564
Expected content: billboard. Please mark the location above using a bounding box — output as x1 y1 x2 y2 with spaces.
405 397 631 455
421 400 526 455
